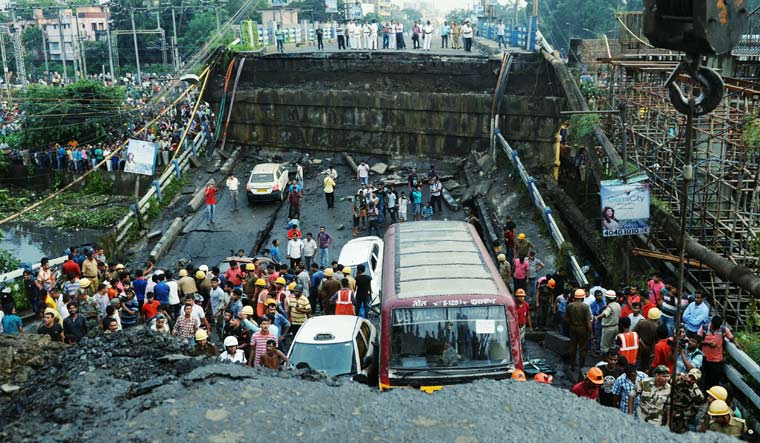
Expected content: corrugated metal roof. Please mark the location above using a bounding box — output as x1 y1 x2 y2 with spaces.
394 221 500 299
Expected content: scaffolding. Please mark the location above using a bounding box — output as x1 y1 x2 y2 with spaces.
599 13 760 327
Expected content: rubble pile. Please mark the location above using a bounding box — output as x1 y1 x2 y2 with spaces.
0 333 67 391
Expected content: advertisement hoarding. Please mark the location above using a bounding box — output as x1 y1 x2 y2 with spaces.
124 139 158 176
600 176 650 237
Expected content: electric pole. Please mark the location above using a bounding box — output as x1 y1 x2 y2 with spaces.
41 23 50 80
171 6 180 72
0 32 9 100
102 2 115 83
130 7 142 84
72 8 86 77
157 10 167 70
8 4 26 87
57 7 68 85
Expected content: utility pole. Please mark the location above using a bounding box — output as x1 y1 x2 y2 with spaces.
157 10 167 70
73 8 86 77
102 2 115 83
215 5 221 34
533 0 539 16
130 8 142 84
41 24 50 80
57 7 68 85
171 6 180 72
0 32 9 101
8 4 26 87
514 0 519 27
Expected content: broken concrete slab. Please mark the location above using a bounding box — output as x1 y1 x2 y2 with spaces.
343 153 358 174
311 159 323 166
445 180 463 190
220 147 242 176
188 155 201 169
370 162 388 175
187 179 215 212
147 230 163 240
149 217 186 263
477 153 494 173
442 186 461 211
543 331 572 357
1 384 20 394
181 186 195 195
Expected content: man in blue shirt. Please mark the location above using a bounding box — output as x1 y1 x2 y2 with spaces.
309 263 324 315
153 275 171 307
270 239 282 264
2 305 23 334
682 291 710 334
589 290 606 355
132 269 148 306
440 23 450 48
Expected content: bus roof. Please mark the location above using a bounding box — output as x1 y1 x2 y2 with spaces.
386 221 501 300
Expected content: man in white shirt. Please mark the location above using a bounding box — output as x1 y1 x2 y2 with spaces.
352 21 362 49
369 20 379 50
429 176 443 213
347 21 355 49
496 19 507 49
287 236 304 269
302 232 318 270
387 187 398 223
423 21 433 51
362 21 371 49
226 172 239 212
166 271 181 319
461 21 473 52
357 160 370 185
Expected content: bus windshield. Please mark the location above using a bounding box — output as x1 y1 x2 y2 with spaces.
390 306 511 370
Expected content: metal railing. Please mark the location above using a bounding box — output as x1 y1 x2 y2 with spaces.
494 130 588 286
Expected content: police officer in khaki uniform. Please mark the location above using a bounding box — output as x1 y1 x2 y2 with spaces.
708 400 748 438
565 288 592 372
497 254 511 290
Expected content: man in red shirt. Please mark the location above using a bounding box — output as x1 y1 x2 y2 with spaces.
571 367 604 400
514 288 532 349
205 181 217 224
225 260 245 289
62 255 81 278
647 274 665 306
141 292 161 323
651 324 675 373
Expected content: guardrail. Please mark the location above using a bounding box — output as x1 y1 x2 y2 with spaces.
494 129 588 286
725 341 760 415
477 17 538 52
0 131 209 285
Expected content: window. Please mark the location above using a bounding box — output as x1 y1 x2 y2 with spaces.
98 23 104 30
50 42 60 51
92 23 97 31
355 332 368 366
360 322 372 343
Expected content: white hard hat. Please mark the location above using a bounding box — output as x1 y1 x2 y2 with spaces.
223 336 239 347
199 265 209 272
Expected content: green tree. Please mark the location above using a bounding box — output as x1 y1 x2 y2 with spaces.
446 8 470 24
18 80 126 148
22 26 44 71
179 11 219 57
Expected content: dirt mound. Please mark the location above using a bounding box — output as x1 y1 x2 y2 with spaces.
0 333 67 389
0 328 736 443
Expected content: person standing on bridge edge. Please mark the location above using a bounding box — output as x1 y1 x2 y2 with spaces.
323 171 336 209
451 21 461 49
382 22 391 49
352 21 363 49
423 21 433 51
317 226 333 268
461 20 473 52
370 20 378 50
429 176 442 214
204 181 217 224
412 21 421 49
362 20 371 50
497 19 507 49
337 24 346 50
226 172 239 212
275 24 285 54
316 26 324 51
395 21 406 49
440 22 450 48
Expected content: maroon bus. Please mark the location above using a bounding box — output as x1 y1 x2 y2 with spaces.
379 221 523 391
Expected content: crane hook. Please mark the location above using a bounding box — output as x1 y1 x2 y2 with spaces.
664 54 724 116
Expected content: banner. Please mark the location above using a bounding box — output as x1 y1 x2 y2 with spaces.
325 0 338 13
600 176 650 237
124 139 157 176
272 0 288 6
348 3 362 19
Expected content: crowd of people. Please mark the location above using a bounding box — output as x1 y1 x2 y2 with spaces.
495 220 749 438
284 18 477 53
1 73 214 175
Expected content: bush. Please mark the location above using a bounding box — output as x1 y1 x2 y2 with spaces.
82 170 113 195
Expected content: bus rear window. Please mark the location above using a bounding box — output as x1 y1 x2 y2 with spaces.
390 306 511 369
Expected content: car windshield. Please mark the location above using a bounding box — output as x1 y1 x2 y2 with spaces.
250 173 273 183
390 306 511 370
289 341 355 376
347 262 369 277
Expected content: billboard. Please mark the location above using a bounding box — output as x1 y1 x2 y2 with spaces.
325 0 338 13
124 139 158 176
600 176 650 237
348 3 362 19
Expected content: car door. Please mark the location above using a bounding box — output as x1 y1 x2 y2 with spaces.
369 243 380 277
354 328 369 371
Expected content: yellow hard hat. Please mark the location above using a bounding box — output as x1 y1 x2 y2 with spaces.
266 298 277 307
194 329 208 341
241 305 254 316
255 278 267 287
707 386 728 402
245 263 256 271
324 268 334 277
518 233 526 240
195 271 206 280
707 399 731 416
515 288 526 297
342 267 352 275
179 269 188 277
275 277 286 285
288 282 296 290
497 253 506 262
647 307 662 320
79 278 91 289
574 288 586 299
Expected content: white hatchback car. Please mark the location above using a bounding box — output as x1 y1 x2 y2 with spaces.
288 315 378 382
337 236 383 308
246 162 290 203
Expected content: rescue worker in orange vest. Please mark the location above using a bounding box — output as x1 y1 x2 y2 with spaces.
615 316 639 365
254 279 269 320
331 278 356 315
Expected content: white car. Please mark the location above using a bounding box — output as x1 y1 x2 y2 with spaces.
288 315 378 382
246 162 290 203
337 236 383 307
